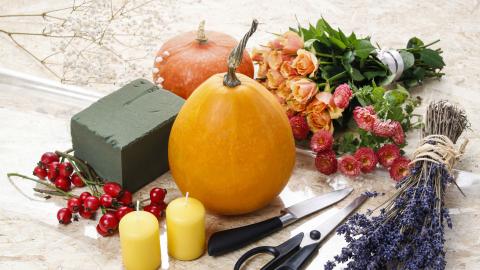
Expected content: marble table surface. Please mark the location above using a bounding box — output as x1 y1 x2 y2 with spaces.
1 1 480 269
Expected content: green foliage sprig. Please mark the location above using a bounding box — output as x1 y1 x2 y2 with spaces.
293 18 445 89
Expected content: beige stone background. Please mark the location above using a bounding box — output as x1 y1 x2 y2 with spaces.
0 0 479 269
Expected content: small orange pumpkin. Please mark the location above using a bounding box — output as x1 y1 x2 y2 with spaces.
168 20 296 215
153 21 254 99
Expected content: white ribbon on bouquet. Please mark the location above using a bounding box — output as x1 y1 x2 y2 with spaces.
376 49 404 81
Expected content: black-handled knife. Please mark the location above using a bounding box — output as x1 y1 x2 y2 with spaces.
207 187 353 256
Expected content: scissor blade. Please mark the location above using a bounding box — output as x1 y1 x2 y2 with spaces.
301 194 368 247
285 187 353 219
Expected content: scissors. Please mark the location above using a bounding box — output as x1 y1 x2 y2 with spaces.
234 194 368 270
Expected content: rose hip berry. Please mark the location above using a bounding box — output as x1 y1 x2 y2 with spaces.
103 182 122 198
83 196 100 212
71 173 85 187
40 152 59 166
33 166 47 180
79 191 92 202
100 194 113 208
67 197 82 213
115 206 133 221
118 190 132 205
150 188 167 204
79 207 94 219
54 177 71 191
98 213 119 234
144 204 163 219
47 161 59 181
57 208 72 224
96 224 112 237
58 162 73 177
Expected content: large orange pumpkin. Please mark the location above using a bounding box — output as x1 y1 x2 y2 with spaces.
168 20 296 215
153 21 254 99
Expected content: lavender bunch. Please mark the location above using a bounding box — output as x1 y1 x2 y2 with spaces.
325 101 469 270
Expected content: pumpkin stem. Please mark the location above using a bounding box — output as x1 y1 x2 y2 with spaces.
223 19 258 88
196 20 208 43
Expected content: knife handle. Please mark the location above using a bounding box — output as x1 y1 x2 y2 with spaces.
207 216 283 256
275 242 321 270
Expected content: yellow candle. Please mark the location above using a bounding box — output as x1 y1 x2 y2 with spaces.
166 193 206 260
119 210 161 270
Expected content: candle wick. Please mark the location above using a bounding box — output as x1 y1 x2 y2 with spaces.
184 192 189 205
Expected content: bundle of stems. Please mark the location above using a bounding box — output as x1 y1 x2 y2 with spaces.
326 100 469 270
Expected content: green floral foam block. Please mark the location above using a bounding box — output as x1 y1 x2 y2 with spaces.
71 79 184 192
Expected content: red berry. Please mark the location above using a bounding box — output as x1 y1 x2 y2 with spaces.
353 106 377 132
332 83 352 109
143 204 163 219
150 188 167 204
83 196 100 212
315 150 338 175
377 144 401 168
389 157 411 181
310 130 334 152
118 190 132 205
67 197 82 213
338 155 361 177
115 206 133 221
33 166 47 180
100 194 113 208
99 213 119 234
47 161 59 181
96 224 112 237
391 122 405 145
71 173 85 187
354 147 378 173
58 162 73 177
289 115 309 140
54 177 71 191
103 182 123 198
57 208 72 224
79 191 92 202
40 152 59 166
79 207 94 219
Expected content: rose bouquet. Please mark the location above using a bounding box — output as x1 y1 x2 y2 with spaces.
252 18 444 180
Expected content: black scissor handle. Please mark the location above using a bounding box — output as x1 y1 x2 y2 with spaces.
234 233 304 270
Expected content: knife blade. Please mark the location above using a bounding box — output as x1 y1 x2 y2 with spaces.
207 187 353 256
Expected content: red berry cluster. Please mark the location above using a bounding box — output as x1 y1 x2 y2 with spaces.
34 152 85 191
26 150 169 238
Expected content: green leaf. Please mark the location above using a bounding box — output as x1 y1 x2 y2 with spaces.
371 86 385 103
304 39 318 49
399 50 415 70
384 87 408 106
330 36 347 49
351 68 365 81
413 67 426 81
342 51 355 64
407 37 424 48
354 39 375 59
419 49 445 69
364 70 387 80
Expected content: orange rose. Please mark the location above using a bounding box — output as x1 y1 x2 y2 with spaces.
306 105 333 133
276 81 292 100
289 78 318 104
251 47 268 62
292 49 318 76
280 31 304 55
287 99 307 112
266 50 283 70
257 62 268 78
280 61 298 78
266 69 285 89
